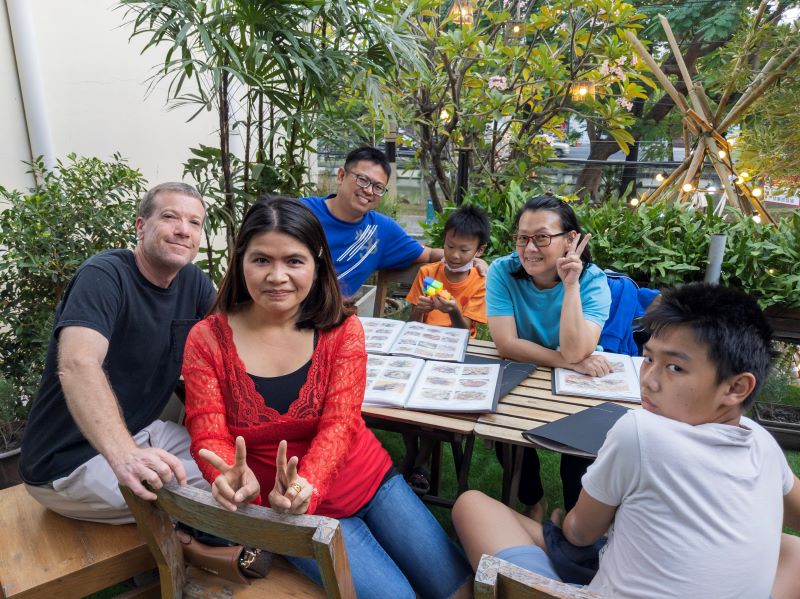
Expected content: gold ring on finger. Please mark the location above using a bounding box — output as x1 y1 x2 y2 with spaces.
289 482 302 494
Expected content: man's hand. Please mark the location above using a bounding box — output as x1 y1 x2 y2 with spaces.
415 296 436 313
268 440 313 514
474 257 489 277
569 354 613 377
199 436 261 511
556 233 591 286
109 446 188 501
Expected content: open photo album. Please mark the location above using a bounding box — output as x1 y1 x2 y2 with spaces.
363 354 502 413
552 352 645 403
359 317 470 362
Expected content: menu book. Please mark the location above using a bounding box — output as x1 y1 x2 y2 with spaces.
522 402 631 458
360 317 469 362
552 352 645 403
363 354 501 412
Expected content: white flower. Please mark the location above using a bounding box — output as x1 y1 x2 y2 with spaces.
616 97 633 111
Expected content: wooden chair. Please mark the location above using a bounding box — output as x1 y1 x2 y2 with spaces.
474 555 608 599
372 265 421 317
121 482 354 599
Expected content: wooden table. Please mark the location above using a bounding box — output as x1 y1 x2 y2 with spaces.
363 339 628 507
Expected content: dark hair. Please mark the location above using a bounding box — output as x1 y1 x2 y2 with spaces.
444 204 491 247
344 146 391 179
511 194 591 280
641 283 775 410
210 196 352 330
138 182 204 219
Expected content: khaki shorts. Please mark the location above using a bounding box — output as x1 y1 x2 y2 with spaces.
25 420 208 524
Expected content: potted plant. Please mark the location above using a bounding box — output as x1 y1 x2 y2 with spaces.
0 154 146 488
751 348 800 451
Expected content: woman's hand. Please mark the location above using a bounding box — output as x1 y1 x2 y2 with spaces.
268 440 313 514
556 233 591 286
569 354 613 377
199 436 260 511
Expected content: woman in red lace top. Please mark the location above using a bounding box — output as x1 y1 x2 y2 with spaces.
182 197 471 599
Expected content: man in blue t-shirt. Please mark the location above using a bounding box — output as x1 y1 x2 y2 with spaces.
301 146 486 297
20 182 215 524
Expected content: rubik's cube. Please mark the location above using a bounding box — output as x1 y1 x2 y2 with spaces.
422 276 453 300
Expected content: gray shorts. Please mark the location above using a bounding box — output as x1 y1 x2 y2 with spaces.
495 544 562 581
25 420 208 524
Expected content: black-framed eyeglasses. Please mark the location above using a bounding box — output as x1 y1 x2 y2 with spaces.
512 232 569 248
346 170 388 196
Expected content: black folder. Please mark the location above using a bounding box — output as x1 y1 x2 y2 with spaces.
522 402 630 458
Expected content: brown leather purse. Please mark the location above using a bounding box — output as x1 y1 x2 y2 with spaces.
176 529 273 584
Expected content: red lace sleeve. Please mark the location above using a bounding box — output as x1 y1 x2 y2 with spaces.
298 316 367 513
182 319 238 486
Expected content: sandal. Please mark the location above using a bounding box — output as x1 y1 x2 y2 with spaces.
406 467 431 496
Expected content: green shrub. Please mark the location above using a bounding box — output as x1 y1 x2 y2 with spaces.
425 186 799 310
0 154 147 413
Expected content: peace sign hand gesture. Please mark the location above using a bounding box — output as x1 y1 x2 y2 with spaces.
198 436 261 511
556 233 591 287
268 440 313 515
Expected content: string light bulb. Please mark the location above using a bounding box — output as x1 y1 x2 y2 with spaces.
655 173 665 182
682 183 694 193
718 150 727 159
752 215 762 224
736 176 744 185
752 187 763 198
707 186 717 193
630 197 640 206
740 171 751 181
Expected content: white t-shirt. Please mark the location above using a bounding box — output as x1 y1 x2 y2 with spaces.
583 409 794 599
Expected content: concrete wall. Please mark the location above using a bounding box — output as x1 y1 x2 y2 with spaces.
0 0 216 195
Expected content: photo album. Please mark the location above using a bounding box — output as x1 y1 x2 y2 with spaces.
360 317 470 362
363 354 501 413
552 352 645 402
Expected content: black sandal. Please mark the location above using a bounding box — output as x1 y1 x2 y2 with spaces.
406 467 431 496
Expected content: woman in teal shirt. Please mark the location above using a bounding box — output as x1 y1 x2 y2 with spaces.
486 195 611 518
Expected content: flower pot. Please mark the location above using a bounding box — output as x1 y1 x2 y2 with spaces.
0 447 22 490
753 402 800 451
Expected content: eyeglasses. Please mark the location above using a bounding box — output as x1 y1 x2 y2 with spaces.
346 170 388 197
512 232 569 248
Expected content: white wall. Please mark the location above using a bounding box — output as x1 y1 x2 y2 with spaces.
0 0 217 194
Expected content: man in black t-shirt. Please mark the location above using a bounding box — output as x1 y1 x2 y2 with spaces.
20 182 215 524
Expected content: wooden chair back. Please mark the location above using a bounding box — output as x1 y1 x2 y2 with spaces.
121 482 355 599
474 555 608 599
373 265 421 317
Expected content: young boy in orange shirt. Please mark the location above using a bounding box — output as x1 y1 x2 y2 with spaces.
406 204 490 337
402 204 491 495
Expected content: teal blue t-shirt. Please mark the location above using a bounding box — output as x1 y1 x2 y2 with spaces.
486 253 611 350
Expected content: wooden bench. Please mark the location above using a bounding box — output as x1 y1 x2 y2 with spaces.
475 554 608 599
0 483 156 599
121 481 353 598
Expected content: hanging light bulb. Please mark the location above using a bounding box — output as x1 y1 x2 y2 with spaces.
752 187 763 198
752 215 762 224
735 176 744 185
447 0 475 25
655 173 665 182
630 197 640 206
570 80 596 102
505 20 525 44
682 183 694 193
739 171 751 181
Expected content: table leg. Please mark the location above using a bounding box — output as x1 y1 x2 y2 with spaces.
509 445 524 508
430 441 443 496
500 443 513 505
454 435 474 496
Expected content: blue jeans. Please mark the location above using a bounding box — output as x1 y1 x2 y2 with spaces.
287 474 472 599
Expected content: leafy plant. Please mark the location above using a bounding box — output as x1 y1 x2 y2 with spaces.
0 154 147 417
574 198 800 309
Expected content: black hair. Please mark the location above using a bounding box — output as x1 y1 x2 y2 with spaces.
344 146 391 179
211 195 352 330
641 283 775 410
511 194 591 280
444 204 491 247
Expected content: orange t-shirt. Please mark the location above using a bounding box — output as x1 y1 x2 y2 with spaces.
405 261 486 337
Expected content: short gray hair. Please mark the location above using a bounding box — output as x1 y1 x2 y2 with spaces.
138 182 205 219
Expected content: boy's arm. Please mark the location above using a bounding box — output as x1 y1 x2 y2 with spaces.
784 474 800 532
405 267 434 322
562 489 618 546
